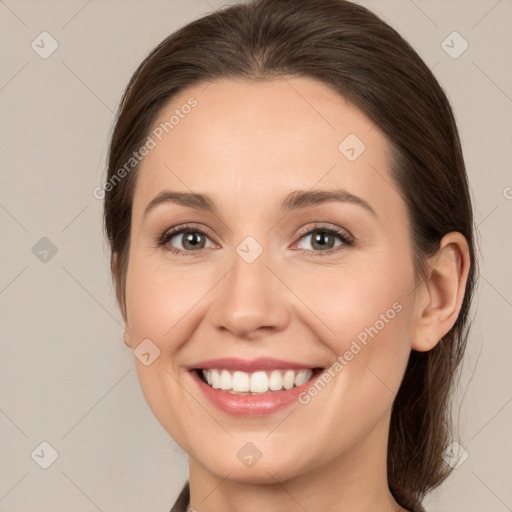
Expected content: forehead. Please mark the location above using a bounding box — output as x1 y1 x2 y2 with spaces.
132 76 403 225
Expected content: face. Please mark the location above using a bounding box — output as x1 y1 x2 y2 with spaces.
123 76 418 483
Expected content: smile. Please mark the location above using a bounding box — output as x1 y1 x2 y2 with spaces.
198 368 317 394
188 358 325 416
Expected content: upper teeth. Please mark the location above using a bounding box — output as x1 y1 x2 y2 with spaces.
202 369 314 394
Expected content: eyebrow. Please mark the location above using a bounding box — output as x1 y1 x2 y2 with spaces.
143 188 377 218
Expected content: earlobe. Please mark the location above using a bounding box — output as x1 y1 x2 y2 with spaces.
112 252 132 348
123 328 133 349
411 232 470 352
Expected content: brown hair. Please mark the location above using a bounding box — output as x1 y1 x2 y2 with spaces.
103 0 476 510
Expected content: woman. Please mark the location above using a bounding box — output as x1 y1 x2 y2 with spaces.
103 0 476 510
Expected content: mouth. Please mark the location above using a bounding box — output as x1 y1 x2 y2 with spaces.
187 358 326 416
194 367 323 395
186 357 326 417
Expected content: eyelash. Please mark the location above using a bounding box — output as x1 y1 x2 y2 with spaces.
156 223 354 257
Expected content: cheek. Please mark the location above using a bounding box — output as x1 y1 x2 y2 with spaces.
124 254 214 351
286 253 413 353
285 253 414 411
124 254 208 444
287 270 413 461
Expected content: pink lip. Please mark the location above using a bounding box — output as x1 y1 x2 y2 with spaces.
189 357 318 372
188 359 323 417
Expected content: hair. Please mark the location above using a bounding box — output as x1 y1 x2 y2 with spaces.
103 0 477 510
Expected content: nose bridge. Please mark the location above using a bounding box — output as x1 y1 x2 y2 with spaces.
210 238 290 337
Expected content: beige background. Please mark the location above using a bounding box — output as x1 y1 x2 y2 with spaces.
0 0 511 510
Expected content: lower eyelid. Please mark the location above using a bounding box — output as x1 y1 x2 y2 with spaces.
292 239 345 254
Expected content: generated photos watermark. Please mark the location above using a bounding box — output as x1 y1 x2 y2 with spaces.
93 96 198 200
298 301 403 404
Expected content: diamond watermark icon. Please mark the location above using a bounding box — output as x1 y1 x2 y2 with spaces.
32 237 58 263
441 32 468 59
134 338 161 366
442 441 469 469
31 32 59 59
338 134 366 162
237 442 262 468
31 441 59 469
236 236 263 264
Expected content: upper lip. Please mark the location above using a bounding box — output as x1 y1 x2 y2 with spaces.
189 357 321 372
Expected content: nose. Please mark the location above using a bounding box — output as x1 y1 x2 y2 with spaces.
208 246 291 340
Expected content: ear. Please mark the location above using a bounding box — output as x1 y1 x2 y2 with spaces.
111 253 133 348
411 232 471 352
123 329 133 349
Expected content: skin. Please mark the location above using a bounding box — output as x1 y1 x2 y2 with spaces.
116 76 470 512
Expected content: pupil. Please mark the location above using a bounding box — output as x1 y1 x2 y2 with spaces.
313 231 333 250
184 232 204 250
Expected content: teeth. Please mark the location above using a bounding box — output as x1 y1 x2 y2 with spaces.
268 370 282 391
294 369 311 387
232 371 250 392
283 370 295 390
201 368 314 394
250 371 268 393
220 370 231 390
211 370 220 389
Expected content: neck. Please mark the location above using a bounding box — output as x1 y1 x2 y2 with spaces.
187 411 406 512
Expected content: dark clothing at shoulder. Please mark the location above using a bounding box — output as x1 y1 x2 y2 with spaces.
169 481 427 512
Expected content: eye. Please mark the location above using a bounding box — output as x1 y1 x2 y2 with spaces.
156 223 353 256
294 224 353 254
157 224 215 255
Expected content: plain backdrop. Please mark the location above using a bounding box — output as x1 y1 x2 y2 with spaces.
0 0 511 511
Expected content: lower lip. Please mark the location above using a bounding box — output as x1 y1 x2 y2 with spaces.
190 369 322 417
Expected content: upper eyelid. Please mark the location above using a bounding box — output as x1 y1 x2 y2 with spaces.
159 224 216 244
295 223 353 241
162 223 213 237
